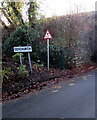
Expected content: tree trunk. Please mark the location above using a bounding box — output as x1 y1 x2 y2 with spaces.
0 19 9 29
10 2 24 25
28 2 37 27
0 9 13 25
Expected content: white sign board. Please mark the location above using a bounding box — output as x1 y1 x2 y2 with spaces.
44 30 52 39
14 46 32 52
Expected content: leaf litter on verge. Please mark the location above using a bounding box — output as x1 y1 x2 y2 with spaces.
68 83 75 86
52 90 59 93
52 86 62 89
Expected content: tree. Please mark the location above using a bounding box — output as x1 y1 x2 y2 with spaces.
28 1 38 27
0 1 38 28
1 1 39 44
0 1 24 27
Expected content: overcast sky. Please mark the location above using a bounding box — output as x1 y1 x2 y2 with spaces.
38 0 96 18
1 0 97 24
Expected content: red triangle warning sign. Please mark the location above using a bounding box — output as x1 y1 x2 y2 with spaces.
44 30 52 39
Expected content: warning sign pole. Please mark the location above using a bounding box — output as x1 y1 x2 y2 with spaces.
47 39 49 70
43 29 52 71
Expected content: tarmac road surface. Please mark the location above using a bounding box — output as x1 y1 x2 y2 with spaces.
2 70 96 118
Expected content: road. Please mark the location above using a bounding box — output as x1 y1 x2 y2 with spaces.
2 70 96 118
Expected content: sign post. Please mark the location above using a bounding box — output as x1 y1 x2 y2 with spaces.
20 53 22 65
44 30 52 70
47 39 49 70
14 46 32 73
28 52 32 73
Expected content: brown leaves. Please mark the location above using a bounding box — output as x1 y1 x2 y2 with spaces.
2 62 97 102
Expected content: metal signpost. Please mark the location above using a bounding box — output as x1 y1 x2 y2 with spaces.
28 52 32 73
44 30 52 70
14 46 32 73
20 53 22 65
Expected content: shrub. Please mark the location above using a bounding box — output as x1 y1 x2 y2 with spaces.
2 68 11 80
12 53 24 62
32 63 44 71
18 65 29 77
2 25 44 59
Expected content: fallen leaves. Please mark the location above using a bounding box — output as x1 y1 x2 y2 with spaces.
69 79 75 82
88 74 92 76
52 90 59 93
82 76 88 80
2 62 97 102
68 83 76 86
89 66 94 70
52 86 62 89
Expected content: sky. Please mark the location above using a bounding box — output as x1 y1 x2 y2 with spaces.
1 0 97 24
38 0 97 18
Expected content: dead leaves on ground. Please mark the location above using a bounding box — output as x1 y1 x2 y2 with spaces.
2 62 97 102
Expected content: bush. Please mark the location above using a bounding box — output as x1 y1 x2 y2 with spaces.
91 51 97 63
2 68 11 80
2 24 44 59
12 53 24 62
18 65 29 77
40 45 75 69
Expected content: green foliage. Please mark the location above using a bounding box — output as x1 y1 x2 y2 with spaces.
3 23 44 62
1 2 24 26
50 46 66 69
2 68 10 76
27 1 38 27
39 44 76 69
18 65 29 77
1 1 38 28
37 64 44 67
2 68 11 80
3 25 27 56
12 53 24 62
